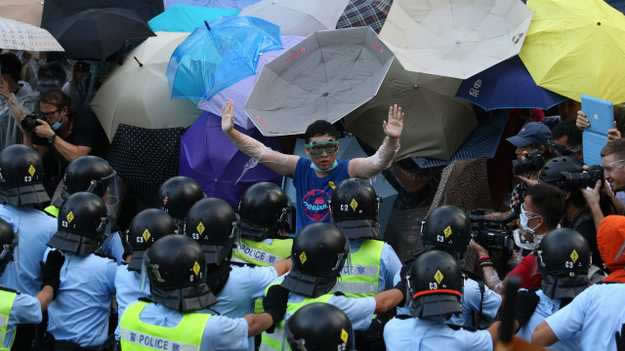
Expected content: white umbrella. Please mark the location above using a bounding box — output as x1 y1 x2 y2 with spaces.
0 0 43 26
379 0 532 79
240 0 350 36
0 16 63 52
91 32 201 141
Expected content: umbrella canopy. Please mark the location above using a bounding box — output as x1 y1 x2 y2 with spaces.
0 0 43 26
0 17 64 52
519 0 625 103
246 27 394 137
456 56 567 111
607 0 625 13
91 32 200 141
49 8 155 61
344 60 477 160
282 136 398 236
336 0 393 34
197 35 305 130
148 5 239 32
167 16 282 102
165 0 260 10
179 112 283 207
379 0 532 79
240 0 350 36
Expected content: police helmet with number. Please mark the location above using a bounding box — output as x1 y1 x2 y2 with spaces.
125 209 176 272
146 235 216 312
406 250 463 321
238 182 292 240
48 192 109 256
286 303 354 351
330 178 380 240
281 223 349 298
185 198 236 266
158 176 204 221
0 144 49 207
0 218 16 275
537 228 591 299
63 156 116 197
422 206 471 260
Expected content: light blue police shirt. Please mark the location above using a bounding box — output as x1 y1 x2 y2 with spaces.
383 317 493 351
136 303 249 351
46 250 117 347
0 261 18 290
545 283 625 351
114 264 150 340
214 265 277 318
284 292 376 331
98 231 124 263
2 292 42 349
0 205 56 296
516 289 580 351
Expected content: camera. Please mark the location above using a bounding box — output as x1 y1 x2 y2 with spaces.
20 114 48 145
512 151 545 175
470 210 516 251
560 166 603 190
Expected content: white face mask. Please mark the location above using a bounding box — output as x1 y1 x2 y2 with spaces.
519 205 542 234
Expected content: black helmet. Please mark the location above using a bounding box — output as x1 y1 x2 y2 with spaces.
286 303 354 351
539 156 581 190
63 156 116 197
185 198 236 266
145 235 216 312
406 250 463 321
330 178 380 240
48 192 108 256
537 228 591 299
282 223 349 298
238 182 291 240
125 209 176 272
423 206 471 260
0 218 16 276
158 176 204 222
0 144 49 207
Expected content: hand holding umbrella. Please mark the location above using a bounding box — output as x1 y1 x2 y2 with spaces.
383 104 404 139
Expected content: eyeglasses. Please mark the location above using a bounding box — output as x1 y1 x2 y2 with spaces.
601 159 625 170
40 109 59 118
305 140 339 157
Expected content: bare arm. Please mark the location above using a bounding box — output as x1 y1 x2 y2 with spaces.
470 240 504 294
531 321 559 347
244 313 274 336
33 119 91 162
373 288 404 314
272 258 292 276
36 286 55 311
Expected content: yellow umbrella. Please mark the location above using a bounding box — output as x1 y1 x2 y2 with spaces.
519 0 625 103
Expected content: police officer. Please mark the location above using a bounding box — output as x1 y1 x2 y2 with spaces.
158 176 204 233
416 205 501 329
0 145 56 296
384 250 497 350
260 223 404 351
45 192 117 350
286 302 355 351
119 235 277 351
232 182 293 267
516 228 590 351
43 155 124 262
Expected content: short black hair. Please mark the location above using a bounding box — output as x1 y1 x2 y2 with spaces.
40 89 71 111
304 120 340 143
0 53 22 83
552 120 582 147
526 183 566 230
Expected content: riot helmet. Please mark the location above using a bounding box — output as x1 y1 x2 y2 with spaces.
286 303 355 351
538 156 582 191
158 176 204 231
185 198 236 266
422 206 471 260
48 192 108 256
0 218 16 276
281 223 349 298
0 144 49 207
238 182 292 240
145 235 216 312
125 209 176 272
330 178 380 240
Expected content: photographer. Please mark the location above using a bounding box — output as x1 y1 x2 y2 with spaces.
472 183 566 293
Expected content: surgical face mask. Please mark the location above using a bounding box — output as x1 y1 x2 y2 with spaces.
311 160 338 173
51 121 63 131
519 204 542 234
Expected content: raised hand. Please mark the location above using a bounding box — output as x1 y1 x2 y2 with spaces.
221 99 235 133
383 104 404 139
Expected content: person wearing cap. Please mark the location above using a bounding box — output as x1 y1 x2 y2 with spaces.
507 121 553 160
532 215 625 350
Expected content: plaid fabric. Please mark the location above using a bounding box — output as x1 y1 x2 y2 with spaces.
336 0 393 34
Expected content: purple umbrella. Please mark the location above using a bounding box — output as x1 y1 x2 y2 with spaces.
164 0 260 10
179 112 283 207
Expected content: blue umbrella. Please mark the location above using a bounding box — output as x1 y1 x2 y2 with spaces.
148 5 239 32
456 56 566 111
167 15 282 101
165 0 261 10
607 0 625 13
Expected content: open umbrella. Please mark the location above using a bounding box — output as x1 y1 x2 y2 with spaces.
344 60 477 160
240 0 350 36
0 17 64 52
179 112 283 207
246 27 394 137
336 0 393 34
49 8 155 61
165 0 261 10
282 136 398 236
607 0 625 13
519 0 625 103
148 5 239 32
456 56 567 111
197 35 305 130
91 31 201 141
379 0 532 79
0 0 43 26
167 15 281 102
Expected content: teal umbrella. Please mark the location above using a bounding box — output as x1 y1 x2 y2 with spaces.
148 4 239 32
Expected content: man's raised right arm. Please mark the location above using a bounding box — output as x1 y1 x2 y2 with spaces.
221 100 299 177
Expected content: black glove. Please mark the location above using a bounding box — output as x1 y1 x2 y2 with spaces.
514 289 539 328
616 323 625 351
41 250 65 297
263 285 289 331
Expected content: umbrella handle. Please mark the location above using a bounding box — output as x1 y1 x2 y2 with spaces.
204 21 211 31
133 56 144 67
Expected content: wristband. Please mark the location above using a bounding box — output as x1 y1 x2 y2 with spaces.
480 260 494 268
48 133 57 145
479 255 491 262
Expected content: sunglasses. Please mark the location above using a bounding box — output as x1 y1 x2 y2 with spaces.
304 140 339 157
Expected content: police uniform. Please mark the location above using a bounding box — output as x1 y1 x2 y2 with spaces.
0 218 17 290
114 264 150 340
0 287 42 350
286 302 355 350
232 238 292 267
213 265 278 318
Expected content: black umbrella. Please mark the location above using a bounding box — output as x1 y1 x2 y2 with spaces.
49 8 155 61
41 0 163 30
